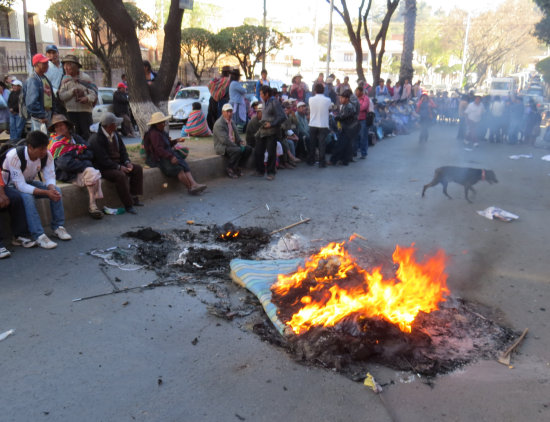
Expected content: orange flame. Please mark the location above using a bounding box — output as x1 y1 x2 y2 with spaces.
272 240 449 335
220 231 240 240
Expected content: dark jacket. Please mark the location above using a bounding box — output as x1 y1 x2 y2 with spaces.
113 90 130 116
53 134 94 182
143 126 176 165
8 90 20 113
88 126 130 170
25 72 54 119
259 96 286 137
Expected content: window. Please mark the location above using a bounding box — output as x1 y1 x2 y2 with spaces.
57 25 73 47
344 53 353 62
0 9 19 39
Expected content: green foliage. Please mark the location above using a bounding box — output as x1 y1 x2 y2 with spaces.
218 25 290 79
0 0 14 10
534 0 550 44
180 27 229 81
536 57 550 81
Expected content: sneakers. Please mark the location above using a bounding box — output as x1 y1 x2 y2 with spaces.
12 236 37 248
53 226 72 241
0 246 11 259
125 206 137 214
37 234 57 249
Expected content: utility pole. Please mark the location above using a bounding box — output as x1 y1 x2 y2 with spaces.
460 11 471 89
262 0 267 71
22 0 32 74
326 0 334 77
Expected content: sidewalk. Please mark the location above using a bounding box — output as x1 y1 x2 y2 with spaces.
38 136 226 220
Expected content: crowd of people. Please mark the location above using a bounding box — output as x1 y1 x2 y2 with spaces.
1 48 547 257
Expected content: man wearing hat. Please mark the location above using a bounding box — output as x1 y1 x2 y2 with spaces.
7 79 25 140
213 103 252 179
58 54 98 140
44 45 63 94
113 82 136 137
330 89 358 166
295 101 310 159
89 112 143 214
24 54 55 133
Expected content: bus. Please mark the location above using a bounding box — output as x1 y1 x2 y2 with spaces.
489 77 519 98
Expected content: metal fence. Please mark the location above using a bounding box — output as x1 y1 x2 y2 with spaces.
7 56 27 73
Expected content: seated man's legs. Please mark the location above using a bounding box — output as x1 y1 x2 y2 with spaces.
3 186 33 242
128 164 143 201
101 168 133 208
27 181 66 233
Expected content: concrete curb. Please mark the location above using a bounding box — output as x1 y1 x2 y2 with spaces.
36 155 227 221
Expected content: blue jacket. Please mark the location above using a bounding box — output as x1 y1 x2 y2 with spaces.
24 72 53 119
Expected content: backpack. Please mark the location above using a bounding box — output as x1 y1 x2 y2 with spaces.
0 142 48 183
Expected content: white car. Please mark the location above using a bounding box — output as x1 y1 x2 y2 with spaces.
168 86 210 125
92 87 117 123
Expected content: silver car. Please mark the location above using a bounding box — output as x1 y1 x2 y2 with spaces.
92 87 117 123
168 86 210 125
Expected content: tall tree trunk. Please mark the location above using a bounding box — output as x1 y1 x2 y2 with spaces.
91 0 183 135
97 54 112 87
399 0 416 84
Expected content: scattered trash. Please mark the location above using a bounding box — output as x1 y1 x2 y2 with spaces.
43 289 53 296
0 329 15 342
123 228 162 242
477 207 519 222
191 337 199 345
122 301 129 306
509 154 533 160
186 220 194 225
192 262 203 268
464 148 473 152
90 247 144 271
157 378 163 385
103 206 125 215
363 372 383 393
542 155 550 162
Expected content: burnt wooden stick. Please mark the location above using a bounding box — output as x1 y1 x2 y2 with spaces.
498 328 528 365
270 218 311 235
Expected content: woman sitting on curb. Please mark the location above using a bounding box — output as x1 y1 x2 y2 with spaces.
143 112 206 195
48 114 104 219
181 102 212 138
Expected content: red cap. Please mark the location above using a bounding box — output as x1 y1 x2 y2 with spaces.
32 54 49 66
117 82 127 89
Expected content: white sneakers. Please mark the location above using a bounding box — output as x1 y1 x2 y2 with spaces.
0 247 11 259
37 234 58 249
12 236 37 248
53 226 72 241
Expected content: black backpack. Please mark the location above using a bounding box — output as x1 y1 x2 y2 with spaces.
0 142 48 183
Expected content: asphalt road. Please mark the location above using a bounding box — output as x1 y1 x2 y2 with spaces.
1 123 549 422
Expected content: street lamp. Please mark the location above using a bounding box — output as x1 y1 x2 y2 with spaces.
22 0 32 74
262 0 266 70
326 0 334 77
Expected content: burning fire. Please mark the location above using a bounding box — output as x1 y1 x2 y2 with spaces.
220 230 240 240
272 238 450 335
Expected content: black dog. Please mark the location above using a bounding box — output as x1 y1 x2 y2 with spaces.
422 166 498 203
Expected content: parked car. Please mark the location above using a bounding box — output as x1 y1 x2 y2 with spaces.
92 87 117 123
168 86 210 126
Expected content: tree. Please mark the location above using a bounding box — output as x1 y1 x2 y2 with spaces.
329 0 400 86
90 0 184 134
399 0 416 84
218 25 289 80
440 1 540 87
536 57 550 81
46 0 156 86
533 0 550 44
180 28 228 83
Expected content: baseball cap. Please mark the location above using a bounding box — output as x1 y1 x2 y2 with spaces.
45 44 58 53
117 82 127 89
32 54 49 66
256 103 263 111
297 102 306 108
222 103 233 112
100 112 123 126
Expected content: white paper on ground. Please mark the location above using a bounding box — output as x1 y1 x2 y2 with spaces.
509 154 533 160
477 207 519 222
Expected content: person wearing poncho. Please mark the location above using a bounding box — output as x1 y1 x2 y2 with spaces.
48 114 103 219
181 102 211 138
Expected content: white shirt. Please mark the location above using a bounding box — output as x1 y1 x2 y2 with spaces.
464 102 485 123
45 61 63 93
2 147 56 195
308 94 332 128
490 100 505 117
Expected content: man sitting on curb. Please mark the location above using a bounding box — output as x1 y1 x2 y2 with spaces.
143 111 206 195
2 131 71 249
89 112 143 214
213 103 252 178
0 172 37 258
